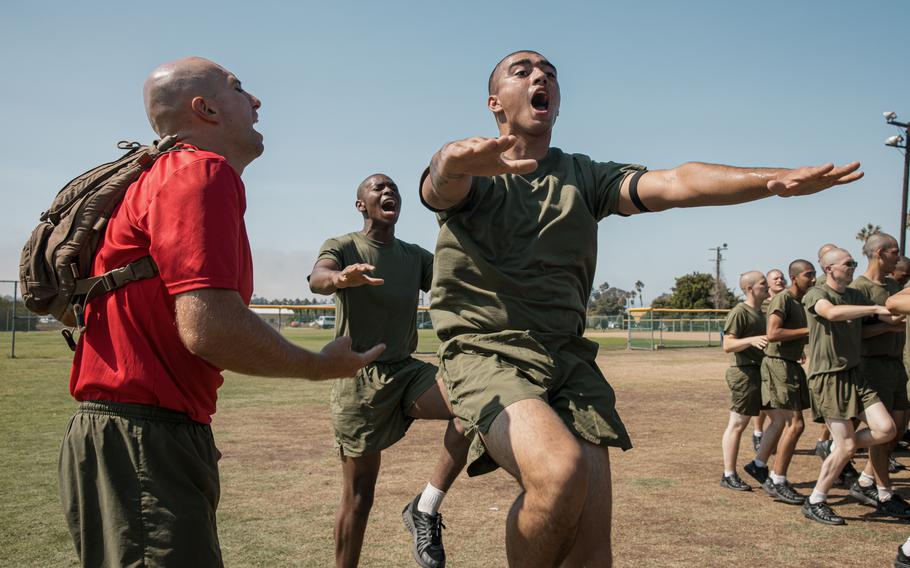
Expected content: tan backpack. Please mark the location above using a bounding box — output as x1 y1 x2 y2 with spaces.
19 136 180 341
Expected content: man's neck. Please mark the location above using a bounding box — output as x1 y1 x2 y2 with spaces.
863 262 885 284
744 296 761 309
361 220 395 244
498 127 551 161
178 133 249 175
825 275 846 293
789 284 806 300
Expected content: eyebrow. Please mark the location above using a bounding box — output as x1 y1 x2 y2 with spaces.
508 58 557 74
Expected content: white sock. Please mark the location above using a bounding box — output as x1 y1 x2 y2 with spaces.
859 472 876 488
877 486 893 502
902 537 910 557
829 440 835 452
809 490 827 505
724 470 735 477
754 431 762 437
770 473 786 485
753 458 766 468
417 482 446 515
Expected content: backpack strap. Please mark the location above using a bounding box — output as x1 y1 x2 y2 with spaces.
73 255 159 301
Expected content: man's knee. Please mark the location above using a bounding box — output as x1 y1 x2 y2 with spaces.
522 442 589 517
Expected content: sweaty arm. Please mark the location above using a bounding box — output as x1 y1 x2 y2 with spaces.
615 161 863 216
175 289 383 380
421 135 538 210
887 288 910 315
723 333 768 353
308 259 384 295
766 312 808 343
812 299 890 322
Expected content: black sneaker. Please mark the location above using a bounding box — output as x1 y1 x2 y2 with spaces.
720 473 752 491
402 495 446 568
849 481 879 507
744 460 769 484
877 494 910 519
759 478 778 498
896 544 910 568
752 433 762 453
773 481 806 505
815 440 832 460
802 500 845 525
890 455 906 474
841 461 860 484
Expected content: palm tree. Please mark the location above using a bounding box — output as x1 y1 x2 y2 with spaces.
856 223 882 243
634 280 645 306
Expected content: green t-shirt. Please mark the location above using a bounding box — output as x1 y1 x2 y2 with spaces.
802 283 873 377
723 302 766 366
317 232 433 363
423 147 645 339
764 290 808 362
849 275 903 358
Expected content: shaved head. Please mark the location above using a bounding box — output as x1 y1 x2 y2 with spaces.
788 259 814 279
356 173 392 200
862 232 897 258
488 49 549 95
739 270 764 293
817 243 837 265
143 57 229 136
821 247 850 269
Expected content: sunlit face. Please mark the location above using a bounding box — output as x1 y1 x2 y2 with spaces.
767 271 786 294
878 241 900 274
356 175 400 225
215 70 263 160
827 253 858 285
488 52 560 137
750 277 770 303
792 267 817 293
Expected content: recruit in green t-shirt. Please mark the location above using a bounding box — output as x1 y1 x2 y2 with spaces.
849 275 904 358
764 290 808 362
723 302 766 366
317 232 433 363
802 283 873 377
423 147 646 340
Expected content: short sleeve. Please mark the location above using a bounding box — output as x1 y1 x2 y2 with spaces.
802 288 824 314
582 157 647 220
317 237 345 268
724 308 744 336
419 247 434 292
768 293 788 319
418 167 487 223
147 158 246 295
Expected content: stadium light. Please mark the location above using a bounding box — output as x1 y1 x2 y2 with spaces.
883 110 910 254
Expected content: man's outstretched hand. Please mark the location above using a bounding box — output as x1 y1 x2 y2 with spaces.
767 162 863 197
312 336 385 380
436 135 539 179
332 264 384 289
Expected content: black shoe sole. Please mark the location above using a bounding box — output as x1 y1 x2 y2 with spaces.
802 508 846 526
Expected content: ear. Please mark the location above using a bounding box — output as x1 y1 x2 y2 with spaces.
355 198 366 213
191 96 219 124
487 94 502 114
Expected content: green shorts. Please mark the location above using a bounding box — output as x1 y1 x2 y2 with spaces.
331 357 438 457
726 365 762 416
761 357 810 411
807 367 881 423
438 330 632 477
59 401 223 567
860 357 910 411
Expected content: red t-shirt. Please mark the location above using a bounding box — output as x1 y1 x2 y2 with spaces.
70 146 254 423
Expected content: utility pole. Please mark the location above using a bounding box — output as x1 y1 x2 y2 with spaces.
883 112 910 254
708 244 728 309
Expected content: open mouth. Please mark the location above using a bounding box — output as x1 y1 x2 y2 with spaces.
531 91 549 112
380 198 398 212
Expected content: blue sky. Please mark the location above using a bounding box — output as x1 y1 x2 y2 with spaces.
3 1 908 303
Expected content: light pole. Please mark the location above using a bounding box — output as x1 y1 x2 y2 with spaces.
883 111 910 255
708 244 728 309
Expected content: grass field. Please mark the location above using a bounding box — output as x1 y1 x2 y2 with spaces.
2 329 910 567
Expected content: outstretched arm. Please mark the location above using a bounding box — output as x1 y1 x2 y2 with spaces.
308 259 384 295
616 161 863 216
887 288 910 315
723 333 768 353
175 289 384 380
421 135 538 210
766 312 808 343
812 299 890 322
